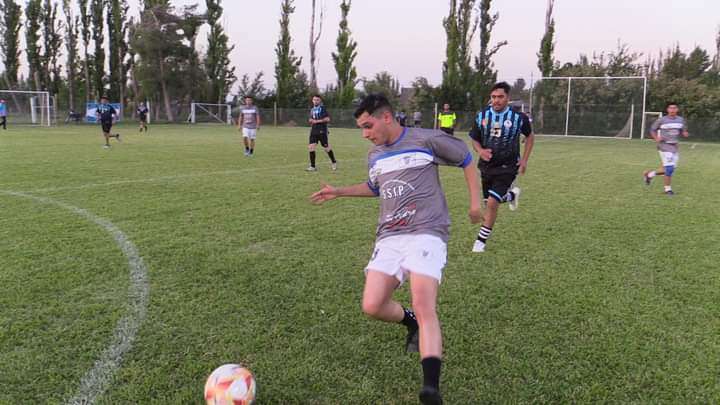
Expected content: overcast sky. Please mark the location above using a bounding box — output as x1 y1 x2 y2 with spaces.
7 1 720 92
178 0 717 91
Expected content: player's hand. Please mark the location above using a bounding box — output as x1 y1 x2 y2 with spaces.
468 203 483 224
517 159 528 174
655 135 663 143
479 148 493 162
310 184 339 205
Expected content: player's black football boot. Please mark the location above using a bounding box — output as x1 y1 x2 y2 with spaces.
419 386 443 405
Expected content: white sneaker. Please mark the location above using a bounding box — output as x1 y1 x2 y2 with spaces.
243 150 250 157
508 185 521 211
305 166 318 172
103 144 110 149
472 240 486 253
331 162 337 171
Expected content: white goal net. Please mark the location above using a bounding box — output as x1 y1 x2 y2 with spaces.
0 90 53 126
189 103 232 125
530 76 647 139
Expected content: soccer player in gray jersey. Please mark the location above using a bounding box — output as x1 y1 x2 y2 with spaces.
643 102 689 195
311 94 482 404
238 95 261 156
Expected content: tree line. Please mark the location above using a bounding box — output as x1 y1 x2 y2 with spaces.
1 0 718 129
0 0 235 121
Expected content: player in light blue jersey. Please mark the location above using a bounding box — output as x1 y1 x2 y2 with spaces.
0 99 7 130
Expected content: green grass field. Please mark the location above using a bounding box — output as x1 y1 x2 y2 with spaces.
1 123 719 404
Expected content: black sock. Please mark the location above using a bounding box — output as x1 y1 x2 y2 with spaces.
250 148 254 154
421 357 442 390
477 226 492 243
327 150 336 163
399 307 418 330
309 151 316 167
505 191 515 202
245 146 249 152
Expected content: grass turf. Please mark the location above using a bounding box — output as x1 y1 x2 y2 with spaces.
0 124 719 404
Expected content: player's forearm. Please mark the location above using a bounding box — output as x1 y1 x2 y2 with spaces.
463 164 482 206
522 134 535 162
336 182 377 198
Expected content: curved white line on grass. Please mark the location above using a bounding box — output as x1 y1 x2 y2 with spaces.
0 190 149 405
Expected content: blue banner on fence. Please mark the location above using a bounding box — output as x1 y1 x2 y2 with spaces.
85 102 122 123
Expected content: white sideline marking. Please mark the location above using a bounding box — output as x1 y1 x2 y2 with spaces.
17 159 364 194
0 190 149 405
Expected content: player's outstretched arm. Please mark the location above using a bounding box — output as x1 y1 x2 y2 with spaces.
518 134 535 174
463 165 483 224
310 182 376 205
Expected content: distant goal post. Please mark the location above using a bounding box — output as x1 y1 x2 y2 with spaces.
189 103 232 125
0 90 53 126
530 76 648 139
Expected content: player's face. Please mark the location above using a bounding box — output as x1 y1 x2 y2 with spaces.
490 89 509 111
312 96 321 106
244 98 253 106
443 104 450 111
357 110 393 145
667 105 678 116
101 99 108 105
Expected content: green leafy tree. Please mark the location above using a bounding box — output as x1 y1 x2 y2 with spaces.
274 0 305 108
78 0 92 100
90 0 105 98
0 0 23 88
25 0 43 90
108 0 131 107
41 0 62 96
205 0 237 104
473 0 507 107
62 0 80 110
331 0 358 107
362 71 400 105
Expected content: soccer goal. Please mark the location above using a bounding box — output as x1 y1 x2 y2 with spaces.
189 103 232 125
0 90 53 126
530 76 647 139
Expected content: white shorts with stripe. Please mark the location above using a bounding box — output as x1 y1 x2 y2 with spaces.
659 150 679 167
365 234 447 285
242 128 257 139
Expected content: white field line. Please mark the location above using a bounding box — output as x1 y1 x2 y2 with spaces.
0 190 150 405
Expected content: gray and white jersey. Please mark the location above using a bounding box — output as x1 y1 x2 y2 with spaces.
241 105 260 129
413 111 422 121
366 127 473 243
651 115 686 153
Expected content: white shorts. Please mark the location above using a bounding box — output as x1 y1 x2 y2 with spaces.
659 151 679 167
365 234 447 285
242 128 257 139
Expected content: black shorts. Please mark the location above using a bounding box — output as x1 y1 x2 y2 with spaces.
138 115 147 123
101 121 113 133
440 127 454 135
481 171 517 201
309 128 329 147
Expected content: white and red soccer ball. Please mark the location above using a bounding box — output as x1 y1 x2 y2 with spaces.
204 364 257 405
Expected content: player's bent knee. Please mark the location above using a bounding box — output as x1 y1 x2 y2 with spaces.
361 297 384 318
664 165 675 177
488 190 504 203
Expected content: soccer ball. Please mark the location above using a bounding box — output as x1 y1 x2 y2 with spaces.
204 364 257 405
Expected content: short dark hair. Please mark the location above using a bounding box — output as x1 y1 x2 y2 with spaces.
312 94 322 100
491 82 511 94
100 95 109 100
244 95 253 100
354 94 394 119
665 101 678 109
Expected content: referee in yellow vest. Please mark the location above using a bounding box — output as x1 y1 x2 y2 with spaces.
437 103 457 135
